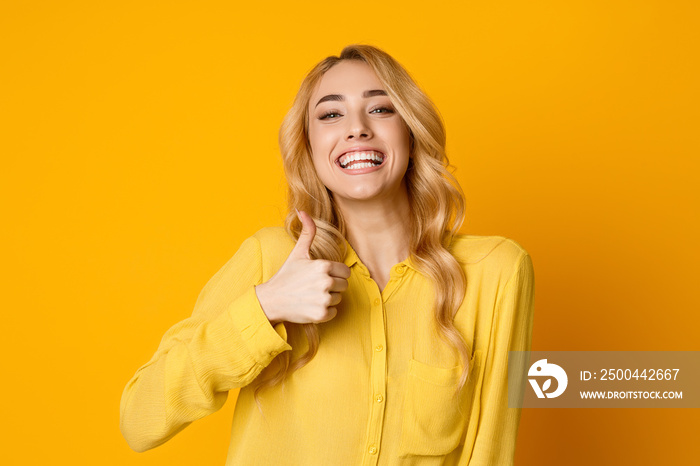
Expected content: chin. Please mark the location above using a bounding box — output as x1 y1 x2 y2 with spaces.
338 189 387 203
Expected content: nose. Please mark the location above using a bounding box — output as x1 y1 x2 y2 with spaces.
345 112 372 140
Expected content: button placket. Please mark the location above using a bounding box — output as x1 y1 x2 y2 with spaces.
363 283 387 466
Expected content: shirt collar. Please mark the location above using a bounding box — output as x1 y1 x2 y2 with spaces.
342 239 359 268
342 238 418 273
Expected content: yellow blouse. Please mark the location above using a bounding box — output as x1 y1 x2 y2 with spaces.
120 226 535 465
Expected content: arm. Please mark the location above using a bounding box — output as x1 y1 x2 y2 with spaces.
119 235 292 452
466 252 535 465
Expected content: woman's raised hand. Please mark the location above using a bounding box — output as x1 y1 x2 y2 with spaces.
254 210 352 325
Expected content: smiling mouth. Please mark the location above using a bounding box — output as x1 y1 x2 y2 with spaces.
337 151 386 170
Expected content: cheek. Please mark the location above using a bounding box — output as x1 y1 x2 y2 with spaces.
309 147 334 181
308 125 334 156
389 122 411 152
311 154 328 173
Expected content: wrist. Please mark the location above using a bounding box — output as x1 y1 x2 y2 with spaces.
254 283 280 325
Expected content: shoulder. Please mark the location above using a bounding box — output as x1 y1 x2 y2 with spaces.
249 226 295 250
245 226 296 279
448 234 529 265
448 234 532 282
226 226 294 267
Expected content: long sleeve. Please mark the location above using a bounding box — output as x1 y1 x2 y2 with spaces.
119 235 293 453
465 252 535 465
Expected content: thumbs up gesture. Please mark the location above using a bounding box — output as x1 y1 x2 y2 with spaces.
254 210 351 325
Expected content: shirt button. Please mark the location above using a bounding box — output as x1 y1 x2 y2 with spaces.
396 265 406 274
368 445 378 455
375 345 383 352
375 394 384 403
373 298 381 306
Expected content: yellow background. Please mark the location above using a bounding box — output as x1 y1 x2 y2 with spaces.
1 1 698 464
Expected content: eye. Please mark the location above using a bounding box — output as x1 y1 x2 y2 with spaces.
319 111 342 120
370 106 395 115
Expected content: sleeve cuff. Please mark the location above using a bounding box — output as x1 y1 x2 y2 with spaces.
226 286 292 366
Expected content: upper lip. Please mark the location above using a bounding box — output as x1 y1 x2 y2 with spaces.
334 146 385 163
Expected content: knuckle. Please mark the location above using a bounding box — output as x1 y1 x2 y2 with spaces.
322 261 333 274
332 292 342 305
322 294 332 307
315 306 330 321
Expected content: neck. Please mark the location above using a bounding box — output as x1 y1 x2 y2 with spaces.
334 180 412 270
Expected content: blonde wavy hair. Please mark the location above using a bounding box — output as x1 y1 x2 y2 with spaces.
253 44 470 404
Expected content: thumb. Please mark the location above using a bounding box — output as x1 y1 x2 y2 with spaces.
290 209 316 260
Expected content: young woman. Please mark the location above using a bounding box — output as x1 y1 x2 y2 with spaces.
120 44 535 465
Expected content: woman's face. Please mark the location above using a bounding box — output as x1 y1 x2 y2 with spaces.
307 60 411 204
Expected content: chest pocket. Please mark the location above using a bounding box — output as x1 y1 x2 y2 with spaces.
398 350 482 458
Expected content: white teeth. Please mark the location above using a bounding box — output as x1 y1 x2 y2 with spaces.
339 151 385 168
346 162 377 170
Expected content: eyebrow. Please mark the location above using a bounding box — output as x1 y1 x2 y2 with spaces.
314 89 388 108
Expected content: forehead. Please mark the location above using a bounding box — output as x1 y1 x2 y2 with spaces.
310 61 385 106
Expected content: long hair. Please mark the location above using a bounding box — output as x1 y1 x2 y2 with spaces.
252 44 469 405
